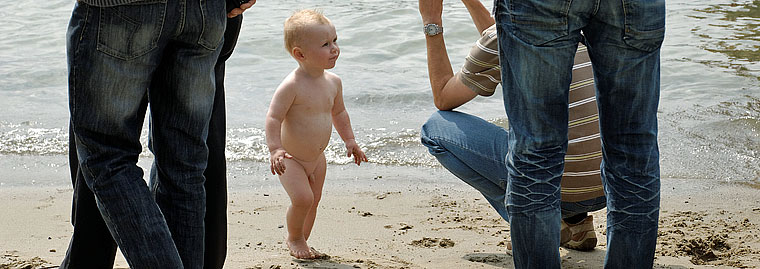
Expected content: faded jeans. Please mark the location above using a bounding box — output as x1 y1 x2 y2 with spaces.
420 111 606 223
66 0 226 268
494 0 664 268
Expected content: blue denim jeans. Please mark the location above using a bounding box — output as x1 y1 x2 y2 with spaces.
494 0 664 268
67 0 226 267
420 111 606 222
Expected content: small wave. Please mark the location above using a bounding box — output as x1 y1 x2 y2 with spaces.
0 123 67 155
660 94 760 181
691 2 760 81
0 122 440 167
225 127 439 167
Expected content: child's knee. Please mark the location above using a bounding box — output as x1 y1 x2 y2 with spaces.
312 193 322 205
291 193 314 209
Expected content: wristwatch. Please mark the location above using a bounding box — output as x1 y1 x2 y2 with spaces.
423 23 443 36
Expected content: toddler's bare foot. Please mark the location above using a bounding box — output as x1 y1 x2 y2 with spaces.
287 239 314 259
310 247 329 259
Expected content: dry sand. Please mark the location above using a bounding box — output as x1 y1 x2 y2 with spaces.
1 161 759 269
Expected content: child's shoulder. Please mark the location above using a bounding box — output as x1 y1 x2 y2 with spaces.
324 71 342 84
275 69 300 90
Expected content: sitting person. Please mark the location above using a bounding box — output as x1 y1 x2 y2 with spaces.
418 0 605 251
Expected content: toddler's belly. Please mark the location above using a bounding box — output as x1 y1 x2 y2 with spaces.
281 124 332 162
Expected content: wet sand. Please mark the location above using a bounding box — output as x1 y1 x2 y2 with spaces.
1 159 759 268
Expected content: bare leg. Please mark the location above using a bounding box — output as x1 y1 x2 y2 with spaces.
278 158 314 259
303 154 326 241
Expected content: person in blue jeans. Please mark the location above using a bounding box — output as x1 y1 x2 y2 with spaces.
63 0 251 268
418 0 606 252
493 0 665 268
60 4 250 267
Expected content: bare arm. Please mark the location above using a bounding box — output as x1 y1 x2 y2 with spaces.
265 82 295 175
419 0 478 111
331 79 367 165
461 0 495 34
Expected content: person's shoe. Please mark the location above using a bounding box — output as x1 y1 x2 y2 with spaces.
560 215 597 251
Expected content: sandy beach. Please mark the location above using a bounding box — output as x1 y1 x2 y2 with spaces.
1 159 759 269
1 0 759 267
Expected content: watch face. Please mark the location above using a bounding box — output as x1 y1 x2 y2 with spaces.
425 25 435 35
424 24 440 36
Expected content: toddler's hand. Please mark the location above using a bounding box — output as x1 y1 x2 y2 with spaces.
269 148 292 175
345 140 368 166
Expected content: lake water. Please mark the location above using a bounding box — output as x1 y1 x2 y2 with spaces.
0 0 757 186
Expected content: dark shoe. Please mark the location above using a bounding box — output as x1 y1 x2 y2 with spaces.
560 215 597 251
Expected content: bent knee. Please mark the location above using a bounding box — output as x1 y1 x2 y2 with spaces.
420 112 449 148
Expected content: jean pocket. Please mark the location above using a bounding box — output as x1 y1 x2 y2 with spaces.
506 0 571 45
96 1 167 60
198 0 226 51
622 0 666 52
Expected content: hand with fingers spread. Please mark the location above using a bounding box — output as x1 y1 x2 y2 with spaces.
344 139 368 166
269 148 293 175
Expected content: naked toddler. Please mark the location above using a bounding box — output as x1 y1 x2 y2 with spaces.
265 9 367 260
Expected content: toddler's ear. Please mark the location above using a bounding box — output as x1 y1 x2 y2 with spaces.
292 47 305 61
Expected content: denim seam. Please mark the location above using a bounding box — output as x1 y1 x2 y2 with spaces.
70 5 99 186
621 0 629 35
505 0 571 45
94 4 166 60
177 0 186 38
591 0 600 17
96 7 140 60
429 135 507 167
198 0 213 50
156 2 168 47
563 0 571 28
199 0 208 48
70 4 90 122
197 0 224 51
78 4 90 45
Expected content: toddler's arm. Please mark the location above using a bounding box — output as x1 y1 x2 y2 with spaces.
265 82 296 175
331 78 368 165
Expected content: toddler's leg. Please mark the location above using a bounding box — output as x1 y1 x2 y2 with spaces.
303 154 327 241
278 158 314 259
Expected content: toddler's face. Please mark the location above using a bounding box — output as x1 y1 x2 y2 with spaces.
299 23 340 69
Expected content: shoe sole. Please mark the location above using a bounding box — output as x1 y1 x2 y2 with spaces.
561 231 597 251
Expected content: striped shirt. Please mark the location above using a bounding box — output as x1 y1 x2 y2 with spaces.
456 25 604 202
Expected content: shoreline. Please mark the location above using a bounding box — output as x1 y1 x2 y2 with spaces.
1 156 759 268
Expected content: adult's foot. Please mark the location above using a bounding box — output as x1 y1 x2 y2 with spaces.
560 215 597 251
287 239 314 259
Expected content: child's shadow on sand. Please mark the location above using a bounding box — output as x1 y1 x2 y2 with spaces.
462 251 692 269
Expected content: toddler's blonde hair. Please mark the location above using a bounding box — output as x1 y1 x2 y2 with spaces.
284 9 332 56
